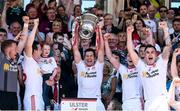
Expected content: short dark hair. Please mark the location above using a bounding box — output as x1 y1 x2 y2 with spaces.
53 32 64 42
84 48 96 58
172 18 180 24
73 5 81 13
58 5 66 11
0 28 7 34
1 40 17 53
32 41 40 53
144 44 156 52
25 3 36 12
139 44 146 49
159 6 168 11
112 51 120 57
48 0 56 4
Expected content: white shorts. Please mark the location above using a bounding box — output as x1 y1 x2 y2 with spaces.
24 95 44 110
145 95 168 111
96 98 105 111
122 98 142 111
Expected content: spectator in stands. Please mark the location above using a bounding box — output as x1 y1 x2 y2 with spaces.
133 18 146 47
6 0 26 26
148 5 158 23
7 21 22 40
96 8 104 20
117 10 125 30
39 8 56 34
47 0 57 10
103 13 120 34
108 33 119 51
157 6 173 47
26 5 38 19
68 4 82 32
170 19 180 50
53 32 76 99
0 28 7 51
139 5 157 40
138 44 146 59
56 5 68 33
167 9 175 34
116 32 128 66
101 61 117 109
46 20 63 45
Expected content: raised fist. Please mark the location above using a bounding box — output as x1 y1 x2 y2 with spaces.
159 21 168 29
34 18 39 26
23 16 29 24
173 48 180 56
173 78 180 87
127 25 134 34
103 33 111 41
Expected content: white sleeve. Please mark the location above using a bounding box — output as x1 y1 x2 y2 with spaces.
135 59 144 71
75 60 84 69
95 60 104 69
118 64 127 75
23 51 33 61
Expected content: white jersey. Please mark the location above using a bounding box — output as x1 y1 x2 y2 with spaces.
136 55 168 101
76 60 104 99
38 57 57 74
118 64 142 101
22 53 44 110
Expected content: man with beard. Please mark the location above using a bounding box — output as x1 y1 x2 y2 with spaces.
139 5 157 40
127 21 171 110
170 19 180 50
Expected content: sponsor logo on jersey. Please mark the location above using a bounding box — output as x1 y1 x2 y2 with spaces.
123 71 138 79
142 69 159 78
80 71 97 78
3 63 18 72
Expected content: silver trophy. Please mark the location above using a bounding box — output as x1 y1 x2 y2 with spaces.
72 13 99 39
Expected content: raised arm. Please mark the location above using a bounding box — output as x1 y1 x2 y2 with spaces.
104 33 120 70
127 25 139 65
25 19 39 57
171 48 180 78
168 78 180 110
1 1 9 31
72 21 82 64
159 21 171 62
144 28 155 46
17 16 29 54
97 25 104 63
